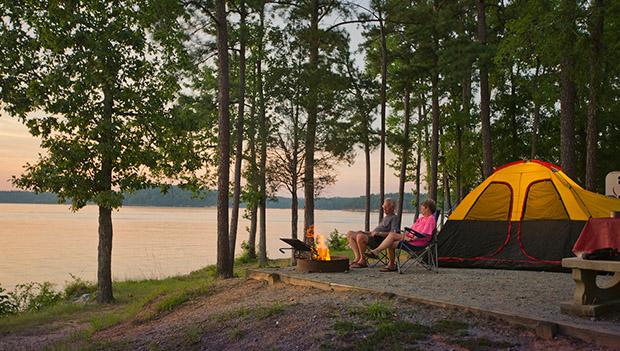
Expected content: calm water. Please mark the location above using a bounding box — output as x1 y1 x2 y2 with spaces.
0 204 417 290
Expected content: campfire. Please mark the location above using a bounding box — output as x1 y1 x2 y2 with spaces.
279 225 349 273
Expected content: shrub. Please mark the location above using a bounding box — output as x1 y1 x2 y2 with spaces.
235 240 257 264
9 282 63 312
64 274 97 300
328 229 348 251
0 284 18 316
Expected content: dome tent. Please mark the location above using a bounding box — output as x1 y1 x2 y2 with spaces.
437 160 620 270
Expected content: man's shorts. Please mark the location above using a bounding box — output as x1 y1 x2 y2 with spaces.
367 234 386 249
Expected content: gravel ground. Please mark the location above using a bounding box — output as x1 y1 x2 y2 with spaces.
262 265 620 335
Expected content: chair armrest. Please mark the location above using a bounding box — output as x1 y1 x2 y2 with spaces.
404 227 429 238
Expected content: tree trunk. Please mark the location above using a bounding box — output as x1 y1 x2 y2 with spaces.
247 87 258 260
509 68 519 161
477 0 493 178
442 159 451 217
586 0 604 191
364 139 371 231
248 204 257 259
430 72 439 203
97 86 114 303
458 69 471 202
304 0 319 247
415 105 423 221
257 3 268 267
559 0 577 178
291 97 300 265
97 206 113 303
379 5 387 222
397 88 411 228
229 0 246 262
215 0 232 278
378 9 388 222
530 64 541 160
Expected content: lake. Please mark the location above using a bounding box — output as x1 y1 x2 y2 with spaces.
0 204 418 290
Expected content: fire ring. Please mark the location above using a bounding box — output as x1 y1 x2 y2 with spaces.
296 256 350 273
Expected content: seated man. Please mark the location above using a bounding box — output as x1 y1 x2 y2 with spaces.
365 199 437 272
346 198 399 268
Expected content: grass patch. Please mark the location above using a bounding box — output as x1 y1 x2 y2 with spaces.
212 306 251 322
352 301 395 321
333 320 362 336
254 303 286 320
229 327 245 340
183 324 203 345
431 319 469 337
155 283 213 314
358 321 428 351
212 303 286 323
451 336 515 350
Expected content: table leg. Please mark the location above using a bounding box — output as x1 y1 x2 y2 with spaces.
573 269 620 305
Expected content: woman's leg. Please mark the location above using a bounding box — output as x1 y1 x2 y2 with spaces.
370 232 403 254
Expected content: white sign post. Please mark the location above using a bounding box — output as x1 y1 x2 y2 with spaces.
606 171 620 199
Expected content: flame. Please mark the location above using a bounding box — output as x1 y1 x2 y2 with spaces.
315 233 331 261
305 225 315 238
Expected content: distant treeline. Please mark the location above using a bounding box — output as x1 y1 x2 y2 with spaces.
0 188 422 211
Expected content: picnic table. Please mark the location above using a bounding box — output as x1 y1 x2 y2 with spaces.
560 257 620 317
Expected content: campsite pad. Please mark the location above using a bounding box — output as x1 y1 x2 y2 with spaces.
250 266 620 348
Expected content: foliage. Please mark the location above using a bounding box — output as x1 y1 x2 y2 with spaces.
0 285 17 316
235 241 257 264
327 229 348 251
63 275 97 301
8 282 63 313
0 0 198 210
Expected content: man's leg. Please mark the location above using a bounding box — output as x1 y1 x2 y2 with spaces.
347 230 363 264
356 234 370 266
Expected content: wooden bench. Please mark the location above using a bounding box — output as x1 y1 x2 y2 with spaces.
560 257 620 317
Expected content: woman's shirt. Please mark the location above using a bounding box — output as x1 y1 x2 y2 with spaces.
404 214 436 245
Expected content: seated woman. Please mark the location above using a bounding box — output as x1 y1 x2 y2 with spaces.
365 199 436 272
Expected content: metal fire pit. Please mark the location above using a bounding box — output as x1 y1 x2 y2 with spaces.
296 256 350 273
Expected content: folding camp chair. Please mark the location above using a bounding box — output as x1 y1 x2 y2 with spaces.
366 245 389 267
395 210 440 274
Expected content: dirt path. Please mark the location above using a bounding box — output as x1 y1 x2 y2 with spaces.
1 278 616 350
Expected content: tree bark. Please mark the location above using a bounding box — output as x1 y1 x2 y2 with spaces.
397 88 411 228
257 2 267 267
430 71 439 203
290 98 300 265
364 138 371 231
457 68 471 202
415 104 423 221
477 0 493 178
97 86 114 303
247 86 258 260
229 0 247 262
378 7 387 222
559 0 577 178
97 206 113 303
586 0 604 191
248 204 257 259
215 0 232 278
530 64 541 160
304 0 319 247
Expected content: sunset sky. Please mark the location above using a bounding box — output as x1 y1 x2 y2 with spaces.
0 113 409 197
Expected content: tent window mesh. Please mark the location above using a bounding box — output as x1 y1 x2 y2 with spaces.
523 180 568 220
465 183 511 221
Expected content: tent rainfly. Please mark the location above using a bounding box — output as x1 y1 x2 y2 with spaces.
438 160 620 270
